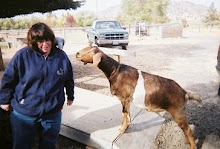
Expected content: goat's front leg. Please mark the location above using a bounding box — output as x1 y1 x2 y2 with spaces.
119 100 131 133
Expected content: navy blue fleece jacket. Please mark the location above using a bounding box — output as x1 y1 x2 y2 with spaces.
0 46 74 117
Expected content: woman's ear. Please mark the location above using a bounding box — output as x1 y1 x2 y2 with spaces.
92 53 102 66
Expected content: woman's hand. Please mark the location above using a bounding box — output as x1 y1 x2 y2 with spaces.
0 104 11 111
67 100 73 106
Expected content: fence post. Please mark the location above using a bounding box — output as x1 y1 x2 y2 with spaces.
147 26 150 36
139 25 141 37
128 25 130 34
63 28 66 39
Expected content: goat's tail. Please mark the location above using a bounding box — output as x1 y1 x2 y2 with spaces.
185 91 203 105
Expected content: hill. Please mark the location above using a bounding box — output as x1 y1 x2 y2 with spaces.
96 0 212 23
96 5 121 19
167 1 208 22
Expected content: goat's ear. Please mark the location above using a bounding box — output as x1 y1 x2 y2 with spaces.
92 53 102 66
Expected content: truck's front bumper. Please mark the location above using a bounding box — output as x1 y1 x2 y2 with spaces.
97 39 129 46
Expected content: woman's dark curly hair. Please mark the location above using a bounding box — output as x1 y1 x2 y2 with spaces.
27 22 56 50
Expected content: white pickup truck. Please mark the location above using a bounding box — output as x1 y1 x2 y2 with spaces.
87 20 129 50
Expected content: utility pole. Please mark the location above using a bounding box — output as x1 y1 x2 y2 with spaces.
95 0 98 19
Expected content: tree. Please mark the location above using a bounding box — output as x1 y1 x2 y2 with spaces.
181 18 188 28
0 19 14 30
66 14 76 27
120 0 169 24
75 11 96 27
204 3 220 24
0 0 84 18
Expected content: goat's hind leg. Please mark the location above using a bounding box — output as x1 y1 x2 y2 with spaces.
169 108 196 149
119 100 131 133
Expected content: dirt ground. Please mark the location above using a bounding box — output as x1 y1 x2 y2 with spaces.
1 31 220 149
70 31 220 149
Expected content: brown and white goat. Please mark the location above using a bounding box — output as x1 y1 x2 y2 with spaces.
76 46 202 149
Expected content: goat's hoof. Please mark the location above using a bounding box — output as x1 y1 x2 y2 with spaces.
119 125 127 133
119 127 125 133
119 130 125 134
189 142 196 149
184 137 190 144
190 145 196 149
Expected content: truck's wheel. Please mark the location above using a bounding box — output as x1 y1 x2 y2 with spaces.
122 46 127 50
95 38 99 47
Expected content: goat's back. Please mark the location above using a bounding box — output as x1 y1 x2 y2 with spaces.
142 72 186 110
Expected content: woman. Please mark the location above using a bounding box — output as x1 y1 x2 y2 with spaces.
0 22 74 149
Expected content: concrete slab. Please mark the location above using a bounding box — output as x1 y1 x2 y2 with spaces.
60 87 165 149
113 110 164 149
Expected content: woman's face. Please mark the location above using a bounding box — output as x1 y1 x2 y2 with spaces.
37 39 52 56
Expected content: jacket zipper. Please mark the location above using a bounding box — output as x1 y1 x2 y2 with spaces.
40 55 48 117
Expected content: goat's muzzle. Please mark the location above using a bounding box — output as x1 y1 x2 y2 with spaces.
76 52 88 65
76 52 82 61
76 52 80 59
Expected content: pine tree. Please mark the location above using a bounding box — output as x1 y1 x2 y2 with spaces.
204 2 220 25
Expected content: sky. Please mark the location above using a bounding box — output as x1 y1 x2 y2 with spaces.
77 0 123 12
77 0 220 12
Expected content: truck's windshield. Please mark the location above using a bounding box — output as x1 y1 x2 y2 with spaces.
95 21 121 29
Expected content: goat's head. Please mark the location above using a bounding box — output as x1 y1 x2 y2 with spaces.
76 46 104 66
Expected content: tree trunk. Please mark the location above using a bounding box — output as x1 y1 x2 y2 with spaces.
0 47 5 71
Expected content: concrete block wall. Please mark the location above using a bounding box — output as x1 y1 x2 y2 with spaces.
160 26 183 38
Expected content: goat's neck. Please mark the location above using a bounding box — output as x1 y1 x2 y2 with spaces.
98 55 120 80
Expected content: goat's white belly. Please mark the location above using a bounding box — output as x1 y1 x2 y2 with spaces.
132 70 146 109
